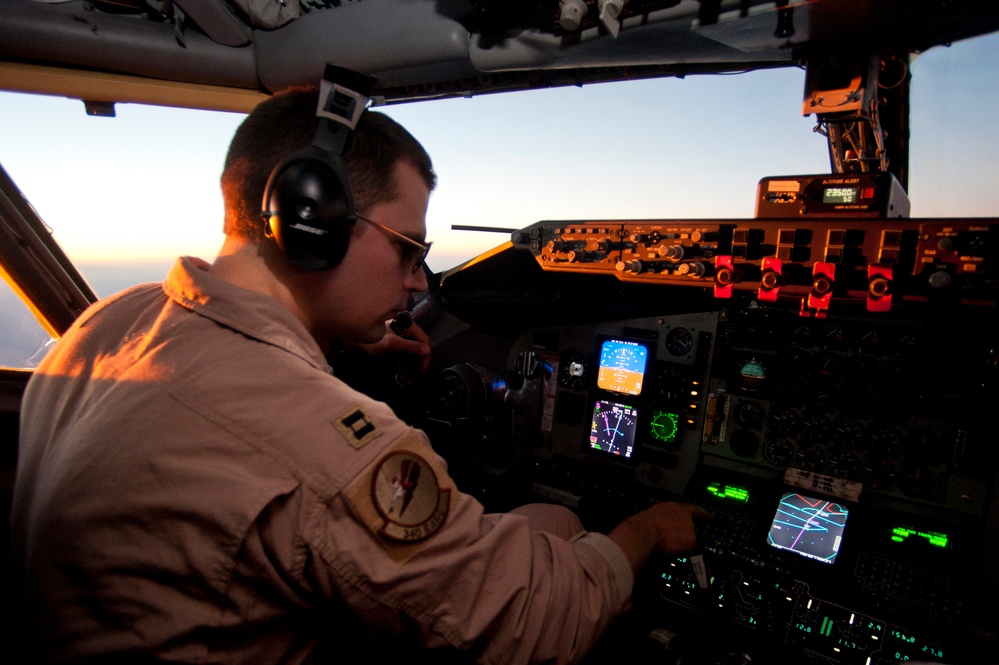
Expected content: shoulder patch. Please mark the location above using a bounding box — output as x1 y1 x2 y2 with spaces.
333 407 383 449
342 431 456 562
370 451 450 542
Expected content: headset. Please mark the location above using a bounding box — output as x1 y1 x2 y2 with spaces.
261 65 376 270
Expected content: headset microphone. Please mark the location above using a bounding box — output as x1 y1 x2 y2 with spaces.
389 310 413 336
261 65 376 270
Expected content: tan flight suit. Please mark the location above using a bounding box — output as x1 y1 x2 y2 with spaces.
13 256 632 665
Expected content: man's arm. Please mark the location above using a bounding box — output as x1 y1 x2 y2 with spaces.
608 502 712 574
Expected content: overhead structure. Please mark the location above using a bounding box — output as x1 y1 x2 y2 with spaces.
1 0 998 110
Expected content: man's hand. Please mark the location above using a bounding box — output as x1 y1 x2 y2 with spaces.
608 501 713 574
350 319 432 373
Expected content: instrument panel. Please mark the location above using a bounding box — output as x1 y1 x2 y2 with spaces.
498 303 996 665
510 218 998 315
425 216 999 664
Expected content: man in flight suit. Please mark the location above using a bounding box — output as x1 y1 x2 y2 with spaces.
13 83 709 664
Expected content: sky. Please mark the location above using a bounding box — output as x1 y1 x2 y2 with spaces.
1 30 999 282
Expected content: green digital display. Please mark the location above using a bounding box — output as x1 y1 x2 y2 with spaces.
705 482 749 504
823 186 858 204
650 410 680 443
890 526 949 548
887 629 945 662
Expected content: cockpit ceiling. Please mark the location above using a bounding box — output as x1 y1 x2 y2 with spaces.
2 0 999 110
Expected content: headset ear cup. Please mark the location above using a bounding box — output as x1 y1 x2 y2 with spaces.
262 148 356 270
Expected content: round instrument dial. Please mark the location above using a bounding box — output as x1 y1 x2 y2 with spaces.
665 327 694 356
650 411 680 444
736 400 764 429
767 406 798 436
558 352 590 389
764 437 793 466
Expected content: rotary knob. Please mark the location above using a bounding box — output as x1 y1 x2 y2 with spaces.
677 262 706 277
615 259 643 274
658 244 685 261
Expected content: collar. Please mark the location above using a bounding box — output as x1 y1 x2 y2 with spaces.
162 256 331 373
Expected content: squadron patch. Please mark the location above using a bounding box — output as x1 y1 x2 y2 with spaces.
342 431 456 561
371 451 450 542
334 407 383 449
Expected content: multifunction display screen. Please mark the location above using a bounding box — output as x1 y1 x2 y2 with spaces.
596 339 648 395
767 492 848 564
588 400 638 458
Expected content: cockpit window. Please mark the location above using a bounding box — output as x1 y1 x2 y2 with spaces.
1 32 998 354
0 278 54 370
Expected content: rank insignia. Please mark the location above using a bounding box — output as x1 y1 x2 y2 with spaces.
334 407 382 449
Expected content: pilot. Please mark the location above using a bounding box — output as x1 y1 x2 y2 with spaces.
12 85 709 664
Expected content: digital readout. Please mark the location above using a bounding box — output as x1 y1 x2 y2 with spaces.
822 186 859 204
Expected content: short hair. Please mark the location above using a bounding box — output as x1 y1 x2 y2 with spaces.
221 85 436 240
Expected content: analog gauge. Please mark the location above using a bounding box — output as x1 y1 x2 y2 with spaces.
736 400 764 430
558 352 590 390
654 363 686 402
786 347 813 364
665 327 694 356
764 437 794 467
830 419 865 450
826 449 865 481
898 462 936 500
856 328 881 353
799 414 829 444
861 454 899 490
809 351 843 401
791 323 814 346
894 332 921 358
844 353 880 378
841 354 882 405
883 357 918 395
813 350 843 373
737 357 768 394
915 425 955 465
767 406 798 437
650 411 680 445
730 429 760 458
822 323 846 349
868 424 901 456
793 443 825 471
773 361 807 407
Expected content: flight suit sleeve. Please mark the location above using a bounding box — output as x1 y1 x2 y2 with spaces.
306 428 632 665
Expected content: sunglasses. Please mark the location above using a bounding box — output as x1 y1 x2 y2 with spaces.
355 213 432 274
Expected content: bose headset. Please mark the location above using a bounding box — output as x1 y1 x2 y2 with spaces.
261 65 376 271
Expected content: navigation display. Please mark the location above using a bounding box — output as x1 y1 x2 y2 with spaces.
767 492 849 564
596 339 648 395
588 400 638 458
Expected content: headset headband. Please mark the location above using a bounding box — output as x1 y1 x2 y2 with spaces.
313 65 375 155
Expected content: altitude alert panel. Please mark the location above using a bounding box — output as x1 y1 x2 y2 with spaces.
756 173 910 219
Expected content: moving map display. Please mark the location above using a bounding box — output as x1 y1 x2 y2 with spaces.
767 492 849 564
